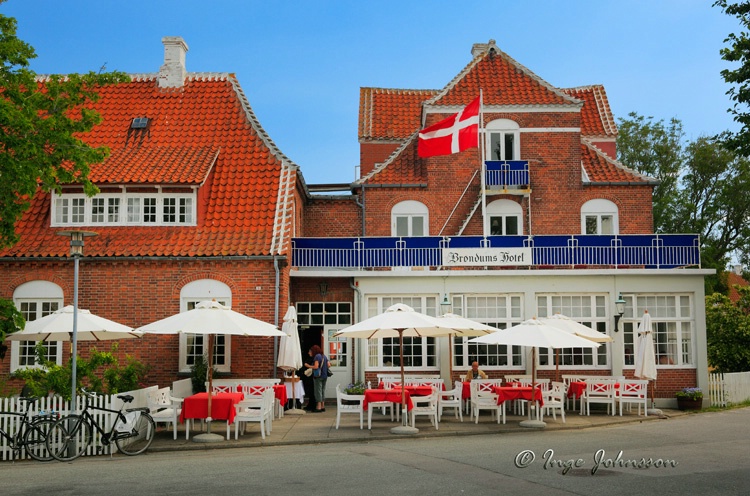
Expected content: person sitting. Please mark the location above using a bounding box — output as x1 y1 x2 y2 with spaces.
464 361 488 381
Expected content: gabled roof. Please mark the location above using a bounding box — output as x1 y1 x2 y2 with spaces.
359 88 437 141
1 74 298 258
562 85 618 138
581 140 657 185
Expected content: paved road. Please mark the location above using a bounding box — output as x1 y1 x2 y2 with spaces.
2 407 748 496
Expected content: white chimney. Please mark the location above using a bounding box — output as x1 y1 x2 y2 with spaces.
158 37 189 88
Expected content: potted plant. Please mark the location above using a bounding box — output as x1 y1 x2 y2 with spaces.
675 387 703 410
344 382 366 395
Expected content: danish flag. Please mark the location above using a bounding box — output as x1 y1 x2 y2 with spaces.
418 96 481 158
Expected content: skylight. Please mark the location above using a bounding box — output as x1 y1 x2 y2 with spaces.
131 117 149 129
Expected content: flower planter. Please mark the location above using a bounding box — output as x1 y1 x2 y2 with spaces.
676 397 703 411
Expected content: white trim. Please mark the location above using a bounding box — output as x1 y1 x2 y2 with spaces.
11 282 64 372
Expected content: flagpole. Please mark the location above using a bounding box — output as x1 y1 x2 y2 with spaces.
479 90 487 237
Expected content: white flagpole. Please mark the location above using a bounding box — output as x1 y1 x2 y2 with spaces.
479 90 487 237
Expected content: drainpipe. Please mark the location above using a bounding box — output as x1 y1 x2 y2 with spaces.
356 185 366 236
273 256 280 373
350 279 362 380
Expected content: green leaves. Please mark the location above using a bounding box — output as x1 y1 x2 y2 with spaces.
706 287 750 373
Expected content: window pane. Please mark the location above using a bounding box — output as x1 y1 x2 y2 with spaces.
505 216 519 235
411 216 424 236
396 216 409 236
600 215 614 234
490 133 502 160
585 216 598 234
490 216 503 235
504 133 514 160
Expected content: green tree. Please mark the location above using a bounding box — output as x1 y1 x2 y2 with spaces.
706 286 750 373
715 0 750 157
0 6 127 336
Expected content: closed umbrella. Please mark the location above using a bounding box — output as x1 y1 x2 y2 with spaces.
135 300 284 441
634 310 659 412
469 317 600 427
277 306 304 414
334 303 466 434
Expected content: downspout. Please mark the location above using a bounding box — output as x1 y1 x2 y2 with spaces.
356 185 366 236
273 256 280 374
350 280 362 380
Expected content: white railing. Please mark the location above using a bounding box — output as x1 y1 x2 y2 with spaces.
1 386 154 462
708 371 750 407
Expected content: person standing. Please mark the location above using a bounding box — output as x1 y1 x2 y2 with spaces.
299 349 316 411
304 345 329 412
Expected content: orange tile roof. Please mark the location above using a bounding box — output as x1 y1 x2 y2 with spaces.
728 272 748 303
562 86 618 138
359 88 437 140
581 141 656 184
0 74 297 258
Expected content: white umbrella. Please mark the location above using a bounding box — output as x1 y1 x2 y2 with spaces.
436 313 496 381
277 306 304 413
6 305 141 342
469 317 600 426
135 300 284 436
334 303 465 434
540 313 612 381
634 310 658 410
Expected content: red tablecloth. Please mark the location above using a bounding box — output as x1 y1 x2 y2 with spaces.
179 392 245 424
567 381 586 399
493 386 544 407
363 389 413 411
462 382 471 400
273 384 288 405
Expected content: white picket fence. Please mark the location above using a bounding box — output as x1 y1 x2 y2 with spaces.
708 371 750 407
0 386 155 462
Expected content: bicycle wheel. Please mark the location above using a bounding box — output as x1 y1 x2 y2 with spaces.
23 418 56 462
115 412 155 455
46 415 92 462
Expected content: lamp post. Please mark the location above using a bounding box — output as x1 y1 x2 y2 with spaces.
56 230 97 413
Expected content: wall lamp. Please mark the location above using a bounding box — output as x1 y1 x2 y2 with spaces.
614 293 626 331
440 294 452 315
318 281 328 297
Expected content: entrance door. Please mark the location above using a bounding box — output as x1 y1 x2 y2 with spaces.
324 324 350 398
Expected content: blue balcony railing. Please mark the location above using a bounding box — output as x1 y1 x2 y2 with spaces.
291 234 701 270
485 160 529 188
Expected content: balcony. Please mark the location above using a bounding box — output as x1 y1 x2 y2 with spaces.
485 160 529 191
291 234 701 270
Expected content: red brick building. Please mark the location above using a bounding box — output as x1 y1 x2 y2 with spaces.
1 38 711 406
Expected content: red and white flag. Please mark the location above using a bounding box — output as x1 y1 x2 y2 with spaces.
418 96 481 158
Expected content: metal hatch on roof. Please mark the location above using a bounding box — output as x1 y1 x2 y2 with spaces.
130 117 149 129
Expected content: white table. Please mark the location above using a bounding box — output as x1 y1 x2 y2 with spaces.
284 380 306 404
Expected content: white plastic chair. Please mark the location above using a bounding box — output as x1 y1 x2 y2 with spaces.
147 387 183 440
368 380 398 422
541 381 566 423
335 384 364 429
583 378 617 416
618 379 649 416
438 381 463 422
410 386 439 429
229 388 274 440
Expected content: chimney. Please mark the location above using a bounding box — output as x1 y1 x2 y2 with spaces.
471 39 497 58
158 36 189 88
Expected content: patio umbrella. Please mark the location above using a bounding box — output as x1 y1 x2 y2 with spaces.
540 313 613 381
6 305 140 414
634 310 658 410
334 303 465 434
469 317 600 427
135 300 284 439
277 306 304 414
435 313 496 381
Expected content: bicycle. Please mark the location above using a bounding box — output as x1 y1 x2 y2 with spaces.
0 397 59 462
45 389 155 461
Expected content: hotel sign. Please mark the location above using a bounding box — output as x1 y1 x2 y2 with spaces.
442 247 532 267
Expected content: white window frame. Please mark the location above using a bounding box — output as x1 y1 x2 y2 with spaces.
485 119 521 161
366 296 438 371
536 294 611 369
451 294 524 370
581 199 618 235
11 281 64 372
621 294 695 368
51 191 196 227
486 199 523 235
391 200 428 237
178 280 232 373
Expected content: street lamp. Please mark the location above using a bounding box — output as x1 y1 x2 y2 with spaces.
56 230 97 413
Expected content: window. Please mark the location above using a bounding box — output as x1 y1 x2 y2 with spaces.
621 294 694 367
486 199 522 235
391 201 428 237
367 296 438 369
581 199 618 235
485 119 520 161
536 294 610 368
11 281 64 372
178 280 232 373
452 295 523 369
52 192 196 226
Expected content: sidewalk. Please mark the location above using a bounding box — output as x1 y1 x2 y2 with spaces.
148 403 685 453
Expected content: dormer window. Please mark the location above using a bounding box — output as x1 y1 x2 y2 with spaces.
52 191 196 227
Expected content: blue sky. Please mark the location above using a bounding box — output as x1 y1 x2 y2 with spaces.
3 0 742 184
